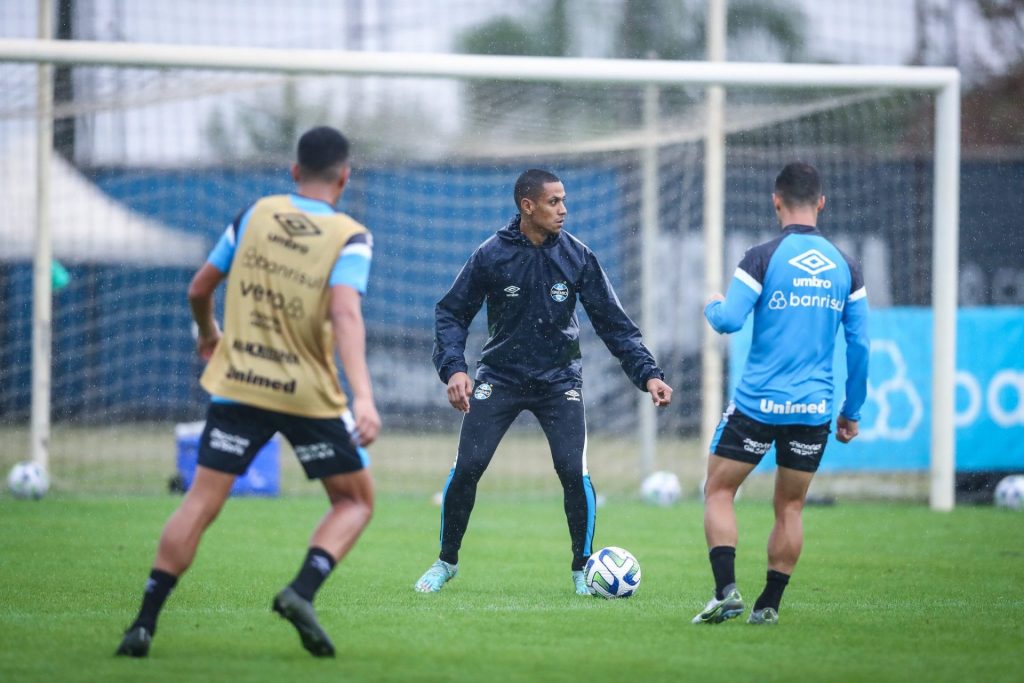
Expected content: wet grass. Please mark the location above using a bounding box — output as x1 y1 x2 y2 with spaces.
1 494 1020 682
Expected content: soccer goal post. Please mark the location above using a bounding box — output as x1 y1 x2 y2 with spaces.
0 38 959 509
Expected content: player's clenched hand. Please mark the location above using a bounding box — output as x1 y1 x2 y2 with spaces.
705 292 725 307
195 324 222 362
836 415 858 443
352 395 381 446
646 378 673 407
447 372 473 413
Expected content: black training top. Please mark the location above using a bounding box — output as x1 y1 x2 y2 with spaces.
432 215 663 392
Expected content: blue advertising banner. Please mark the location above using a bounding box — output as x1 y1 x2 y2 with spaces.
729 307 1024 472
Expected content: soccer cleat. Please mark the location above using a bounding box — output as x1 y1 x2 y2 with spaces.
691 584 745 624
272 586 335 657
747 607 779 625
414 559 458 593
114 625 152 658
572 570 590 595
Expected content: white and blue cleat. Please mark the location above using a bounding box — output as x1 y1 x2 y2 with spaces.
572 570 590 595
414 559 458 593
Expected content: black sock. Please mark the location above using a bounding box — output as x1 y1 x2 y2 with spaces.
131 569 178 634
754 569 791 611
288 547 336 602
709 546 736 600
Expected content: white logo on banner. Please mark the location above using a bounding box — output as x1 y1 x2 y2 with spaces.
988 370 1024 426
860 340 924 442
955 370 982 428
863 343 1023 437
959 369 1024 427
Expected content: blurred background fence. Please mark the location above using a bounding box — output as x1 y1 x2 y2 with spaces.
1 1 1021 496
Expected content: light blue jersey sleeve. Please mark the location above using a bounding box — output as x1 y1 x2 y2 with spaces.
206 226 236 272
839 287 870 421
206 204 255 273
705 267 762 334
329 232 373 294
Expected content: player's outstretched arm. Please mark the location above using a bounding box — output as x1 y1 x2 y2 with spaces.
187 262 226 361
433 253 486 386
838 286 869 437
578 251 664 391
704 271 759 334
330 284 381 446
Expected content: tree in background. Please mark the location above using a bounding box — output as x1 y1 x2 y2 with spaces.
615 0 804 61
204 80 332 164
456 0 805 135
909 0 1024 148
456 0 571 132
203 78 444 163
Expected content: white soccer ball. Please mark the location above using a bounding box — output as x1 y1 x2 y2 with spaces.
994 474 1024 510
7 461 50 500
584 546 641 599
640 470 682 506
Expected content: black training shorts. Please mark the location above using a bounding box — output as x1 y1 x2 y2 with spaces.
709 404 831 473
198 402 367 480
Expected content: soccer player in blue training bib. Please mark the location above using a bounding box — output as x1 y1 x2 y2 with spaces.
116 127 380 658
692 162 869 626
415 169 674 595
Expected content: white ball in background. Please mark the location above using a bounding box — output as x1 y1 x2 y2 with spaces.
640 470 682 506
7 461 50 500
994 474 1024 510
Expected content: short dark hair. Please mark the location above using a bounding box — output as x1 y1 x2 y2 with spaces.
514 169 561 210
774 162 822 208
297 126 350 181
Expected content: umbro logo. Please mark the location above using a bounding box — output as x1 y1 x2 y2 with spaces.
273 213 322 238
565 389 581 402
504 285 521 297
788 249 836 276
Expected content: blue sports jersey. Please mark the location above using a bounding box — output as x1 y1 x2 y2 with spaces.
704 224 869 425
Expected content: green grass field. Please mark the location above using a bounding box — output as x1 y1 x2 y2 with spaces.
1 493 1021 683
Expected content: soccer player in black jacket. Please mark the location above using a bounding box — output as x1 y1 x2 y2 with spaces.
415 169 673 594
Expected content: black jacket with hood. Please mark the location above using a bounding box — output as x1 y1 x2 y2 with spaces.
432 215 664 392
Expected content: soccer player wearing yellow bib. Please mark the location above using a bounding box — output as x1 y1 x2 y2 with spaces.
117 127 379 658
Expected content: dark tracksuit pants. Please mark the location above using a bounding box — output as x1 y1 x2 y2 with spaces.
438 382 597 571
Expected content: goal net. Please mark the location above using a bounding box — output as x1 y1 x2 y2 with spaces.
0 46 954 500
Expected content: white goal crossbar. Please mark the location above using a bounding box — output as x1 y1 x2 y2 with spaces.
0 38 961 510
